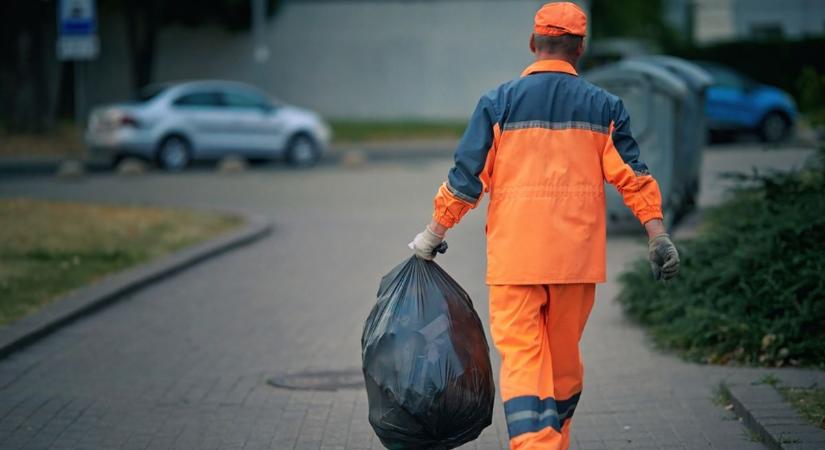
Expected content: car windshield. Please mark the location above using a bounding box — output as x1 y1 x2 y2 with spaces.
696 63 758 90
134 84 170 102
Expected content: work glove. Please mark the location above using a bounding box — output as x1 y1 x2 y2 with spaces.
408 226 444 261
648 233 680 281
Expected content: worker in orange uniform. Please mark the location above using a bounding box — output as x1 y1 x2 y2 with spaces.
409 2 680 449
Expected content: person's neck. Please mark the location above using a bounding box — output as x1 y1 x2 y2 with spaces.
534 53 578 67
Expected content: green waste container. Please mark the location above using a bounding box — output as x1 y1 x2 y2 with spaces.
585 60 691 230
627 56 712 214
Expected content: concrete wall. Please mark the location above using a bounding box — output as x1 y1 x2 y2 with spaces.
151 0 546 120
694 0 825 44
61 0 548 121
693 0 736 44
732 0 825 39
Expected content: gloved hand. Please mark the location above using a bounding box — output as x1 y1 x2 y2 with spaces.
409 226 444 260
648 233 680 281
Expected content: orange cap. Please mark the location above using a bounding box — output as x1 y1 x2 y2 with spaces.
534 2 587 37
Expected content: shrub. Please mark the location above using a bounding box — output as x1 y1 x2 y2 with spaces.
672 38 825 104
617 149 825 367
797 67 825 127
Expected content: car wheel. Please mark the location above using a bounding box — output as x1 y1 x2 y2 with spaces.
285 133 320 167
759 112 789 143
109 153 125 170
157 135 192 171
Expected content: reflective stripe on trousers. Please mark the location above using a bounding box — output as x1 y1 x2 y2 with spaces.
489 284 595 450
504 392 581 437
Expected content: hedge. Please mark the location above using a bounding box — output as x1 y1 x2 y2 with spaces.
617 148 825 367
672 38 825 106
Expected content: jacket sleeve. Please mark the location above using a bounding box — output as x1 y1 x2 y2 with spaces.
432 93 500 229
601 99 664 224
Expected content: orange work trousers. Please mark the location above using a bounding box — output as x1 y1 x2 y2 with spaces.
489 283 595 450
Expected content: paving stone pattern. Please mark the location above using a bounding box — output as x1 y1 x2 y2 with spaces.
1 146 808 449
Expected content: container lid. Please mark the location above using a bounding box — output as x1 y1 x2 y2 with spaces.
627 55 713 91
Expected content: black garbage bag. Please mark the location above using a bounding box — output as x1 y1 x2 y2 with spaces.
361 256 494 449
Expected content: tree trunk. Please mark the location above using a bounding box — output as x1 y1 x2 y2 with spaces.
124 0 158 93
0 0 60 133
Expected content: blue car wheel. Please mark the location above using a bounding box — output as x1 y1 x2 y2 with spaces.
759 111 790 143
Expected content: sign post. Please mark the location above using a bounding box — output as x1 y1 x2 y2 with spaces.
251 0 269 87
57 0 99 132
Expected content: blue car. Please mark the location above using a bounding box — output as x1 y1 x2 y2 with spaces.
697 62 797 142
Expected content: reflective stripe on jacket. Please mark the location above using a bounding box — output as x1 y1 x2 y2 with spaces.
432 59 663 285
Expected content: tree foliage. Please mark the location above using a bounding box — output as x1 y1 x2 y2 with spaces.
0 1 60 132
161 0 281 31
0 0 280 132
589 0 680 47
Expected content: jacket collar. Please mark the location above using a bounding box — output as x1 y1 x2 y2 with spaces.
521 59 578 77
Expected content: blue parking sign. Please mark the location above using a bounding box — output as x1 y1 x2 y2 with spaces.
57 0 99 60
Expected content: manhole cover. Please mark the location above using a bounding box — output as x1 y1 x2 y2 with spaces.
267 369 364 391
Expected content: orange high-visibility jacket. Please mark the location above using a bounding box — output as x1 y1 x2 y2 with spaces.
433 59 663 285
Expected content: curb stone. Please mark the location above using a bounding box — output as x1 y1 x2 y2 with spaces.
723 382 825 449
0 212 272 360
0 140 458 178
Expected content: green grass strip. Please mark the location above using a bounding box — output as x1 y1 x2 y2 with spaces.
330 120 467 143
0 199 240 326
779 386 825 430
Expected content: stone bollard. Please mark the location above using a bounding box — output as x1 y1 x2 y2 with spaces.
117 157 149 175
56 160 85 179
340 149 367 168
218 155 248 173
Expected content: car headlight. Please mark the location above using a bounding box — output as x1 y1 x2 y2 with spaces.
318 122 332 141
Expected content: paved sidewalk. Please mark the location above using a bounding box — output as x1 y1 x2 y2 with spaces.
0 145 812 449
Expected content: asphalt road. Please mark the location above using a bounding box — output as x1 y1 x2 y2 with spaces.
0 143 814 449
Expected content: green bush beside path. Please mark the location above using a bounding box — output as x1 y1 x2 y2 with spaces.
617 149 825 367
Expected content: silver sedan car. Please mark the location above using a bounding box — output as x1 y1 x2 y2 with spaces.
86 80 331 169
